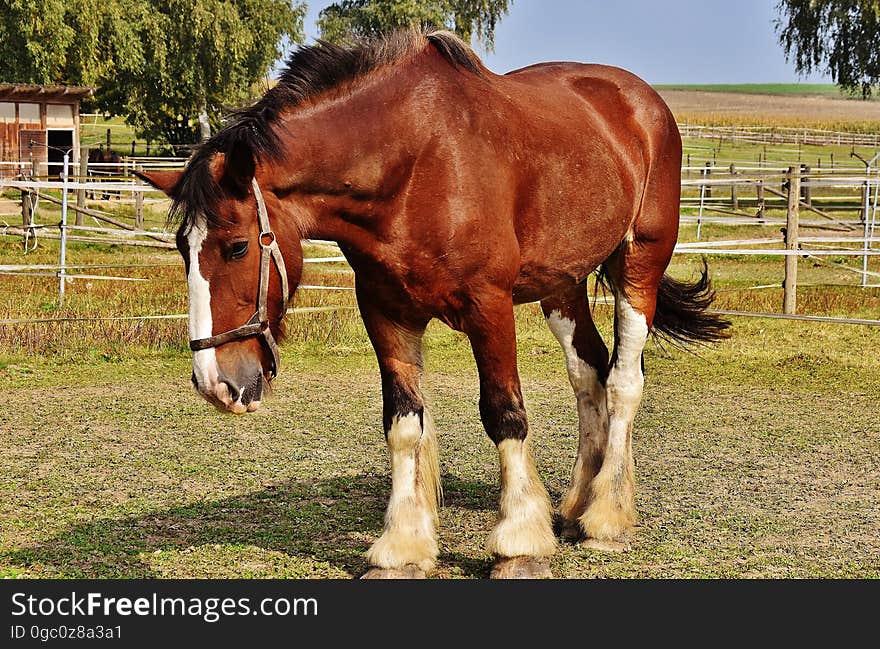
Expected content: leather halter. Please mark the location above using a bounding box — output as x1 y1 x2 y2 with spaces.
189 178 289 379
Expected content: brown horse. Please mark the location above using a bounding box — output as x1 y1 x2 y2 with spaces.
138 29 729 579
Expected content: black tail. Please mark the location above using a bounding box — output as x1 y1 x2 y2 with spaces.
652 260 730 347
595 259 731 349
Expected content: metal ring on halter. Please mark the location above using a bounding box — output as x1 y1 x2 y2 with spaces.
188 178 290 379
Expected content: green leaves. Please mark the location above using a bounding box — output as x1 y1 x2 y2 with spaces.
317 0 511 51
776 0 880 98
109 0 307 145
0 0 76 83
0 0 306 146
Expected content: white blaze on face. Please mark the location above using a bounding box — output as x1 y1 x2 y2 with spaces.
187 221 221 389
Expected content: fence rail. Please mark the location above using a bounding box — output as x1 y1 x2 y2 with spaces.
679 123 880 148
1 139 878 321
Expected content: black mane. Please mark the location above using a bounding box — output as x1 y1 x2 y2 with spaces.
171 29 484 231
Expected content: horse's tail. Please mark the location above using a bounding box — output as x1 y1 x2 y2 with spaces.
651 259 730 347
596 258 730 348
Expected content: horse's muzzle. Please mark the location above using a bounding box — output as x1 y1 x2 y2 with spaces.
191 370 264 414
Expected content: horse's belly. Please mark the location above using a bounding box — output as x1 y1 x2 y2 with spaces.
511 189 636 304
512 234 620 304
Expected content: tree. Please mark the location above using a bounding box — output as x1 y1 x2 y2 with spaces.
0 0 76 84
317 0 512 50
104 0 306 144
775 0 880 97
0 0 305 145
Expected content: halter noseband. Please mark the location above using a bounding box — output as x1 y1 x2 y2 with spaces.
188 178 290 379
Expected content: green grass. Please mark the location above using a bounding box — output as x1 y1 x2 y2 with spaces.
1 136 879 579
1 215 879 577
1 307 878 578
678 135 878 172
79 114 178 157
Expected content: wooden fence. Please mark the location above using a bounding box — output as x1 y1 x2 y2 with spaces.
1 151 878 319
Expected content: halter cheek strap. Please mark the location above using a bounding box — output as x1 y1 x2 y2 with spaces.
189 178 290 379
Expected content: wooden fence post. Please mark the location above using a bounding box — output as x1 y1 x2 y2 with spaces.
784 166 800 315
704 161 712 199
76 145 89 225
21 187 32 228
756 180 765 220
106 128 112 152
729 163 738 211
134 165 144 229
801 164 812 207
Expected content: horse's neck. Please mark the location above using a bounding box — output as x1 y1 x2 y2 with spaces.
272 49 491 252
272 96 430 248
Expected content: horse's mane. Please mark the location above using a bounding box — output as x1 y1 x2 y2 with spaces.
171 28 484 231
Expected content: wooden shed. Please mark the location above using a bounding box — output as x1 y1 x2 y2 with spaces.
0 84 93 178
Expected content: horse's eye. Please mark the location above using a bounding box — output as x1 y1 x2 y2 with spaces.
230 240 249 259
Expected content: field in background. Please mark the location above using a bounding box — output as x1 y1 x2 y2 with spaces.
1 93 879 578
658 87 880 133
655 83 877 98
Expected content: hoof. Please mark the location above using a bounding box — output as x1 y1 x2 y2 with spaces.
580 538 630 553
553 514 585 543
490 556 553 579
360 565 427 579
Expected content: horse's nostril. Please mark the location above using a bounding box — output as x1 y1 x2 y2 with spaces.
221 380 241 404
239 374 263 406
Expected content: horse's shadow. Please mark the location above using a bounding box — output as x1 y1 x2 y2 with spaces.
3 473 497 579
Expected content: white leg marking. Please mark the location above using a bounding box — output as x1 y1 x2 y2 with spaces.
487 439 556 558
580 295 647 541
545 310 607 427
366 413 439 571
604 297 647 464
545 310 608 523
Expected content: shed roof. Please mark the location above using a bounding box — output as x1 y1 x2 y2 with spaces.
0 84 93 103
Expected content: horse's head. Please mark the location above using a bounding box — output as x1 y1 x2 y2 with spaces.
137 153 303 414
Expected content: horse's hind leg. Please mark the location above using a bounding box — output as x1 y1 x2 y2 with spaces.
540 283 609 541
358 301 441 579
578 231 672 548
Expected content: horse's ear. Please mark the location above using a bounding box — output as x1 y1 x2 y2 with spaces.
134 170 183 197
211 143 255 197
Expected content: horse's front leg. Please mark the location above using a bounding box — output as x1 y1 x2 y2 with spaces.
359 304 441 579
464 291 556 578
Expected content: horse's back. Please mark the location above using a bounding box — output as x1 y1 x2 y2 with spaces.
504 61 677 136
491 62 680 302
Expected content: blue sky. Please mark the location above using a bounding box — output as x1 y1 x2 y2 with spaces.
295 0 831 84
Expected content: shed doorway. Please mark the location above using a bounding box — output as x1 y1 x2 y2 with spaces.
47 129 74 179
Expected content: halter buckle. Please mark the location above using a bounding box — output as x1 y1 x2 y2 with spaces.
259 231 276 248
